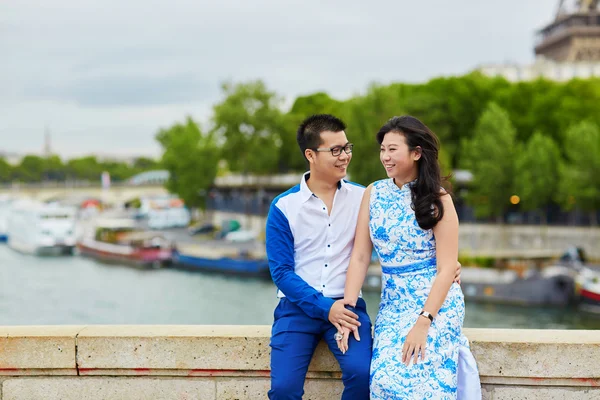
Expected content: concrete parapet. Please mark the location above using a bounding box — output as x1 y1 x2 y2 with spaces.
0 326 599 399
470 329 600 380
0 326 82 376
75 325 339 377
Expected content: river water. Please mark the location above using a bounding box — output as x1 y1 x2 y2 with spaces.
1 245 598 329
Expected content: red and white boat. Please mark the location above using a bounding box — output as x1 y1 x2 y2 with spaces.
77 219 173 268
577 267 600 314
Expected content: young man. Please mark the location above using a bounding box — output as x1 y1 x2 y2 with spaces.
265 114 470 399
266 114 371 399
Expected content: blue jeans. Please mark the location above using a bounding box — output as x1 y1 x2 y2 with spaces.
269 297 372 400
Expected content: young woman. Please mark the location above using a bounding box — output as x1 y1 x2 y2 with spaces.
339 116 480 399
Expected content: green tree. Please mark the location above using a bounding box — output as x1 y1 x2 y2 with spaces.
342 84 408 185
461 102 517 220
339 102 380 185
284 92 344 172
494 79 561 144
15 155 46 182
280 75 600 191
275 112 304 173
513 131 561 222
156 117 220 209
66 156 103 181
547 78 600 149
44 155 66 181
439 146 453 179
406 73 510 166
133 157 161 172
558 121 600 225
0 157 12 183
100 161 134 181
289 92 343 117
212 80 285 175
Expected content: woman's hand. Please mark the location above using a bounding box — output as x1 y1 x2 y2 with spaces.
402 317 430 365
336 326 353 354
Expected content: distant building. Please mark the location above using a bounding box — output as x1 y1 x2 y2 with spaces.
478 0 600 81
535 0 600 62
0 151 24 165
477 57 600 82
94 154 141 165
44 127 52 157
128 170 170 186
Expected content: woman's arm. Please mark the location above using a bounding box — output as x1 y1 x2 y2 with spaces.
337 184 374 353
422 192 459 317
343 184 374 305
402 192 459 365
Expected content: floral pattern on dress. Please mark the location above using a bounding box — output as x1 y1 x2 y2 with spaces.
369 179 466 400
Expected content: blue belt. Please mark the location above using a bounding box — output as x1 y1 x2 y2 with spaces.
381 257 437 275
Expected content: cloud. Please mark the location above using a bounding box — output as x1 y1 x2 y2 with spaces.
28 73 218 107
0 0 556 156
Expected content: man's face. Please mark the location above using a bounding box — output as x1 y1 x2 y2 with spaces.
307 130 352 182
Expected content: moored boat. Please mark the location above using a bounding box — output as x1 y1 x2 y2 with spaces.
459 265 577 306
576 267 600 314
363 256 578 307
173 241 269 277
7 200 76 255
77 219 173 268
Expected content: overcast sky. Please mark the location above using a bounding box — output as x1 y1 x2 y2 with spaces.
0 0 556 158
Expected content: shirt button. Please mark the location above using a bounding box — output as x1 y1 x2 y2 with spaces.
328 224 331 227
325 264 328 267
327 244 331 248
322 285 325 288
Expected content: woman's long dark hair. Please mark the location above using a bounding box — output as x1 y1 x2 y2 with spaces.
376 116 450 230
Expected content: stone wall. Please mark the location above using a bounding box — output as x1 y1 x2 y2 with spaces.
212 211 600 260
458 224 600 260
1 326 599 399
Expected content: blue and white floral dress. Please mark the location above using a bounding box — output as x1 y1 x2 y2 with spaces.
369 178 479 400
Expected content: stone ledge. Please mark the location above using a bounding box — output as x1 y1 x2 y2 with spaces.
468 329 600 379
76 325 339 377
0 326 599 385
0 326 82 375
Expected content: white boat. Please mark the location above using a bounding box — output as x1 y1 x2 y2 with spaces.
0 195 13 242
6 200 77 255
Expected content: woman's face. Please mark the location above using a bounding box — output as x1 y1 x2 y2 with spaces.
379 132 420 180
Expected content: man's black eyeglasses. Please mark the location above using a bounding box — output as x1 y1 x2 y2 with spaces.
312 143 353 157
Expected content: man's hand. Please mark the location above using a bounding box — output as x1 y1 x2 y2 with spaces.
454 261 462 285
328 299 360 333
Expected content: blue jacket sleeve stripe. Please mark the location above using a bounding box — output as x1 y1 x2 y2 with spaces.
266 202 334 321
